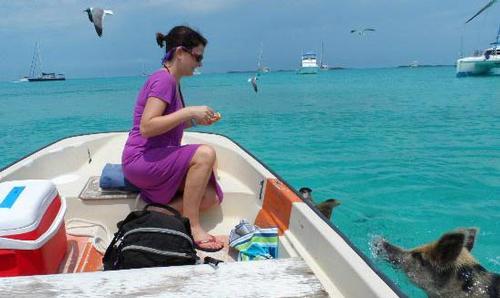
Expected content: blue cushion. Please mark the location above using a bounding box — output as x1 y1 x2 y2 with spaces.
99 164 139 192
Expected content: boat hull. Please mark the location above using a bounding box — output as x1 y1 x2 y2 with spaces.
297 66 320 74
456 56 500 77
28 78 66 82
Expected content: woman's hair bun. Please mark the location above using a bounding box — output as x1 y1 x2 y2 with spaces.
156 32 165 48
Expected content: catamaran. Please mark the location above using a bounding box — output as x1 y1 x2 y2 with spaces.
297 52 320 74
0 132 404 297
456 25 500 77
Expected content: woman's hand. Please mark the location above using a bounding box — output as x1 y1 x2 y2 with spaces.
187 106 216 126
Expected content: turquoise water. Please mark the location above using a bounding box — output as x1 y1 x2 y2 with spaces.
1 68 499 297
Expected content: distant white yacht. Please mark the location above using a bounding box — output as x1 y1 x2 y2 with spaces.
297 52 319 74
456 25 500 77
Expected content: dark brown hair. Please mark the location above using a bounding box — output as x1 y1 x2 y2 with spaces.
156 26 207 61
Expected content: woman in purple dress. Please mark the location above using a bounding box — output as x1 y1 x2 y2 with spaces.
122 26 224 252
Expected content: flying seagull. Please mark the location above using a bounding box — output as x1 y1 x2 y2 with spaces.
249 75 258 93
84 7 114 37
247 45 264 93
350 28 376 36
465 0 497 24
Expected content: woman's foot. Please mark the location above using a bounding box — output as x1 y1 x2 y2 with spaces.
191 226 224 252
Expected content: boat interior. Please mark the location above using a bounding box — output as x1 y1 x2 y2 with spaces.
0 132 401 297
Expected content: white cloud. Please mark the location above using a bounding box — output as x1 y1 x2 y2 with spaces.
0 1 86 30
146 0 244 13
0 0 245 30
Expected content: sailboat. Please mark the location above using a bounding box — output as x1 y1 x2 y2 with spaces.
141 63 150 77
257 42 270 73
27 42 65 82
319 41 329 70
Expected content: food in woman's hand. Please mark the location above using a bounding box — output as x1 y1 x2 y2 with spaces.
210 112 221 122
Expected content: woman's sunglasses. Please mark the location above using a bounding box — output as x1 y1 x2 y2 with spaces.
181 46 203 63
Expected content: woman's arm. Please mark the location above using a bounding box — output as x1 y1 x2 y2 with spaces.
140 97 215 138
140 97 192 138
183 118 195 129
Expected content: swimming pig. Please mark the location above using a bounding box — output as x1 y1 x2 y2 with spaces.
372 228 500 298
298 187 341 219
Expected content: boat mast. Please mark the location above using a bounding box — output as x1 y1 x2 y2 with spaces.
459 26 465 58
257 42 263 71
320 41 324 67
495 23 500 51
29 42 41 78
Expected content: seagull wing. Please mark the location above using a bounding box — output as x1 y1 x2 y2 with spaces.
465 0 497 24
363 28 376 32
84 8 93 23
350 29 357 34
91 8 104 37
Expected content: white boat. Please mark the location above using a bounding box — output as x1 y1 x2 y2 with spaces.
456 25 500 77
297 52 320 74
0 132 403 297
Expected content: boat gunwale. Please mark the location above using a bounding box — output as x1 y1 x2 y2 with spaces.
0 130 406 297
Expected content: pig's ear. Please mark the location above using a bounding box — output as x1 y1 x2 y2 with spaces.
461 228 478 251
431 231 465 266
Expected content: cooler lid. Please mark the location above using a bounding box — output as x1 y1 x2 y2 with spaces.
0 180 59 236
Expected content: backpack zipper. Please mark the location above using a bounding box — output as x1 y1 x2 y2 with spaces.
123 227 194 246
121 245 195 259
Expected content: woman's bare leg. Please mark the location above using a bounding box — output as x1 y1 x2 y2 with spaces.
213 158 220 180
199 183 218 211
182 145 222 250
166 194 183 213
166 178 218 214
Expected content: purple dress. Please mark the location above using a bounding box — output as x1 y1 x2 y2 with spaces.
122 69 223 204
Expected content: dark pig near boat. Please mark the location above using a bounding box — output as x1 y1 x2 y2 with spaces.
298 187 341 219
372 228 500 298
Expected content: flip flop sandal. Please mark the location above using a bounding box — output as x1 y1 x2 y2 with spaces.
194 235 224 252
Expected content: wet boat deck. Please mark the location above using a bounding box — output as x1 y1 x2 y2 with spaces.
1 257 328 297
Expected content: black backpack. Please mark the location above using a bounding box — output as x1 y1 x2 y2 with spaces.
103 203 198 270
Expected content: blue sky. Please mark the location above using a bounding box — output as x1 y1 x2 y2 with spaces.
0 0 498 80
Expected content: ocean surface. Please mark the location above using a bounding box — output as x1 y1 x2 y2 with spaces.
1 67 499 297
